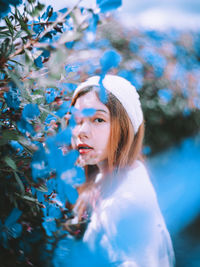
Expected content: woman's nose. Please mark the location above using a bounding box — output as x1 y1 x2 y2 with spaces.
73 120 91 139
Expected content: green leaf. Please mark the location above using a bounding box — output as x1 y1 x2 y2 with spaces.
0 31 11 38
1 38 11 55
14 172 25 195
22 195 42 206
37 183 48 192
2 130 19 141
5 17 14 36
4 156 17 170
19 19 32 37
40 111 48 122
13 30 25 40
8 59 24 67
5 68 30 100
25 48 34 64
29 3 45 17
0 26 8 30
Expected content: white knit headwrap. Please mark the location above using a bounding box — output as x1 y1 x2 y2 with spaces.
73 75 143 133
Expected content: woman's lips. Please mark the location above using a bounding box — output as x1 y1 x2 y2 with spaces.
77 144 93 154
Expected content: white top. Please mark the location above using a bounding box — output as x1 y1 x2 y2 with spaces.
61 161 175 267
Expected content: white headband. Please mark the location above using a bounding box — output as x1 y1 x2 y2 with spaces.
73 75 143 133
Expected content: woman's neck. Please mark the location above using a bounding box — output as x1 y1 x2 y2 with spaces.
97 159 109 176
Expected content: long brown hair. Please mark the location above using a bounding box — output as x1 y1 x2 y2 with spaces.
67 85 144 237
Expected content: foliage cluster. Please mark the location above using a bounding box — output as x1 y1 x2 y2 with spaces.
0 0 122 265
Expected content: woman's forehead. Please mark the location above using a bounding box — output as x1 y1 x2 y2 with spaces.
74 90 109 113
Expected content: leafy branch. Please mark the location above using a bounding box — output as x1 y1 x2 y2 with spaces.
9 0 83 60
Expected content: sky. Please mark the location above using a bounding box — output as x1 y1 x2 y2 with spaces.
40 0 200 29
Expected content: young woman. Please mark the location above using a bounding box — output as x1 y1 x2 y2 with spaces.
65 75 175 267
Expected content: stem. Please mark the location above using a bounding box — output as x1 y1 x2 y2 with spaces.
39 106 61 122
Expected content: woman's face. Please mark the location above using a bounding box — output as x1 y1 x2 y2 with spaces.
72 90 111 167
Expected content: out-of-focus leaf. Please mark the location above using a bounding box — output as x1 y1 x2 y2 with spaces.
14 172 25 195
29 3 45 17
5 69 24 93
96 0 122 13
0 30 11 38
4 156 17 171
22 103 40 121
25 48 34 64
100 49 121 72
58 31 82 45
37 184 48 192
5 208 22 227
2 130 19 141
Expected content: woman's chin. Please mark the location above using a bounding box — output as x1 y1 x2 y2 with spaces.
77 154 99 167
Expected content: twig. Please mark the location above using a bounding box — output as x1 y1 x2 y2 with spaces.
9 0 82 59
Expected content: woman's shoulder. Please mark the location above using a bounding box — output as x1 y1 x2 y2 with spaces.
113 160 157 205
95 160 160 226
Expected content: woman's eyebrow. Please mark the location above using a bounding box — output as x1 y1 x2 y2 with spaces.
96 109 108 114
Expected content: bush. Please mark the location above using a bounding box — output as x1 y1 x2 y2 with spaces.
0 0 122 265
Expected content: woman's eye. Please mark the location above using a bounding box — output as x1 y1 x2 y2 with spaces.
94 118 105 123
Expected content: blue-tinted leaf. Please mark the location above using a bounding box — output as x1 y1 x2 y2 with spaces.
41 5 53 20
60 83 76 93
31 143 49 182
54 127 72 146
48 204 62 219
85 13 99 45
82 108 96 117
45 88 58 104
33 22 43 34
58 8 68 14
100 50 121 72
22 103 40 121
61 166 85 186
42 217 57 237
48 12 58 22
5 208 22 227
65 185 78 204
99 75 107 103
9 223 22 238
41 49 50 59
46 131 74 172
65 63 80 73
45 114 57 124
34 56 43 68
17 118 35 135
10 140 23 154
97 0 122 12
65 41 75 49
58 181 78 205
55 101 70 118
4 84 20 110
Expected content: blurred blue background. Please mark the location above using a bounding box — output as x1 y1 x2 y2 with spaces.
147 135 200 267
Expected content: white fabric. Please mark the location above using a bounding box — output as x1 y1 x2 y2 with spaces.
65 161 175 267
73 75 143 133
